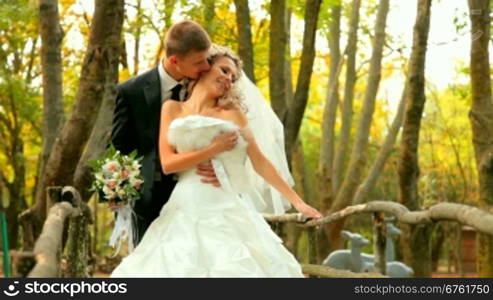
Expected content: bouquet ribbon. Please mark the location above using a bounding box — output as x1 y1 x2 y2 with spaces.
109 204 136 257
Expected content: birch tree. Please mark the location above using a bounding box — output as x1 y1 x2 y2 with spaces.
332 0 361 194
317 2 342 261
318 3 341 214
285 0 322 160
397 0 433 277
327 0 390 249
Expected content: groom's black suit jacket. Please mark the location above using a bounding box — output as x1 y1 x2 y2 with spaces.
111 67 177 244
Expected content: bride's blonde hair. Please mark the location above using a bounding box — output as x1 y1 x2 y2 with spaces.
188 45 246 112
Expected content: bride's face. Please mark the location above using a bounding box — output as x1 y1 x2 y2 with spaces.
203 56 239 98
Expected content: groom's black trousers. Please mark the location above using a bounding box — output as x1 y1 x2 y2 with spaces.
133 177 177 245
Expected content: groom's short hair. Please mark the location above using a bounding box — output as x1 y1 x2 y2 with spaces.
165 21 211 58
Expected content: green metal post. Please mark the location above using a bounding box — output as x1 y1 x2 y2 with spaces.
1 211 10 277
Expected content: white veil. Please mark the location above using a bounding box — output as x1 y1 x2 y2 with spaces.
236 71 294 214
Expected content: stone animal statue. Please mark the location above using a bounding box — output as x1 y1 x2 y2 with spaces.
385 262 414 277
322 231 369 272
322 228 414 277
361 260 414 278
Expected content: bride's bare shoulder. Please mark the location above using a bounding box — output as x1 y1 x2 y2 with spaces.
161 100 186 124
161 100 183 115
223 104 248 128
162 99 182 110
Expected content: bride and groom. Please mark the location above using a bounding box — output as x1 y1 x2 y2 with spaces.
110 20 322 277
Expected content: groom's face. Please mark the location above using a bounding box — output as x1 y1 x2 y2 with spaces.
174 50 210 80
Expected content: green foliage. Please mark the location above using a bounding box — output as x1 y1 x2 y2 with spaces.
420 83 476 206
287 0 306 19
452 7 468 35
0 1 41 205
318 0 342 38
0 0 487 268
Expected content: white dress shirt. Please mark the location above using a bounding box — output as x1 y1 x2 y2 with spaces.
158 59 187 102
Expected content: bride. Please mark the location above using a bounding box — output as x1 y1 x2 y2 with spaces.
110 47 322 277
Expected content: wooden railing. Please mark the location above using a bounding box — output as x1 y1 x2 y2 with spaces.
20 192 493 278
26 186 92 277
264 200 493 276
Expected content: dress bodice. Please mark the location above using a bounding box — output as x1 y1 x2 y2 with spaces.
168 115 250 192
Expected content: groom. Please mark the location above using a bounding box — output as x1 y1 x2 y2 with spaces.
111 20 226 245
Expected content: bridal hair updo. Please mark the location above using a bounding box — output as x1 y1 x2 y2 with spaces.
208 45 246 112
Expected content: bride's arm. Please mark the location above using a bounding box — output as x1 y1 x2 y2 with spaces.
242 127 321 218
233 111 322 218
159 102 237 175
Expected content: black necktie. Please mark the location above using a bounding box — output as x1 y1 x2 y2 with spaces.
170 84 183 101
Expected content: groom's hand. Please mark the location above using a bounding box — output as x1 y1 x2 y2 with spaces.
108 202 125 212
196 162 221 187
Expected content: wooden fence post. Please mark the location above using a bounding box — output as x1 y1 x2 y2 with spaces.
63 186 91 277
373 212 386 274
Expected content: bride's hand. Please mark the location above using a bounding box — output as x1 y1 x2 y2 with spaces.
211 131 238 153
293 202 323 219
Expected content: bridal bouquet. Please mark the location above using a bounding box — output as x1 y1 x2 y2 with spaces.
90 145 144 255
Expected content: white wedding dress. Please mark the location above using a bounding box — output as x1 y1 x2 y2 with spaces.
110 115 303 277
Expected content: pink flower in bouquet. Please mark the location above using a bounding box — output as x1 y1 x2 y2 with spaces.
107 179 118 190
121 168 130 179
103 185 117 200
130 178 143 191
103 161 120 173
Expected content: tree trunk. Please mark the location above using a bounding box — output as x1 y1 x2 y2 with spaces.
290 139 311 257
284 9 294 110
285 0 322 160
269 0 288 122
318 4 341 210
332 0 361 194
373 212 387 274
2 137 27 250
233 0 255 83
317 4 342 262
282 9 299 256
73 30 121 203
132 0 142 76
431 223 445 271
6 139 27 250
163 1 176 31
353 84 408 204
0 85 30 249
32 0 124 226
25 37 39 84
468 0 493 277
64 188 91 278
397 0 432 277
154 0 177 64
36 0 65 213
328 0 390 250
203 0 215 38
